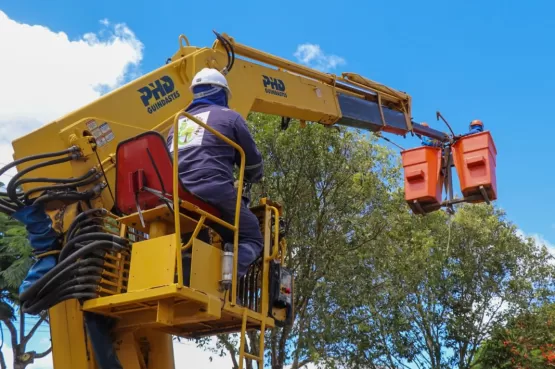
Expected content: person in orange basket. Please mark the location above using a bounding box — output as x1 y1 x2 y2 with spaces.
468 119 484 135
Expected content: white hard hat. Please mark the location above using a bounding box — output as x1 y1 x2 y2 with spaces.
190 68 232 99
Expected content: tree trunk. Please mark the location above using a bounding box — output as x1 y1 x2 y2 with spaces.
0 351 6 369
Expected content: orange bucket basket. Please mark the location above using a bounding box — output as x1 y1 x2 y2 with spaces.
452 131 497 202
401 146 443 213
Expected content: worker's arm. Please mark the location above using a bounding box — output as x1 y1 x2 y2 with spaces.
233 115 263 183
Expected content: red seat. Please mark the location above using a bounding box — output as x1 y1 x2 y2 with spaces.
114 131 221 218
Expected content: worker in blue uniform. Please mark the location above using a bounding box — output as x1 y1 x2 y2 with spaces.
81 69 265 369
467 119 484 135
167 68 264 281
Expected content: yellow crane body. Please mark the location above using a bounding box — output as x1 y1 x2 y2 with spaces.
2 31 496 369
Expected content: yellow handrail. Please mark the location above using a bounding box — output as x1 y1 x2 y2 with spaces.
172 114 184 288
171 111 246 305
181 216 206 251
266 206 280 261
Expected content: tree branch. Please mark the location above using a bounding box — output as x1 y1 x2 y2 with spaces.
219 336 239 369
35 346 52 359
270 330 278 367
1 318 18 352
19 309 24 347
23 314 46 346
294 358 312 369
278 325 291 368
0 350 6 369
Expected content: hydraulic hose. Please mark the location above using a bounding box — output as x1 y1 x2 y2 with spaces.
0 193 20 215
65 209 108 242
36 279 101 308
0 198 18 210
32 190 95 207
59 233 128 262
0 146 79 179
67 218 107 239
71 225 104 238
0 203 16 215
36 259 105 299
24 286 99 315
25 274 102 314
19 240 125 303
15 174 96 187
213 31 235 74
23 169 100 204
7 155 78 205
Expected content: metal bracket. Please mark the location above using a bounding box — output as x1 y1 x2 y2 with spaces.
479 185 491 204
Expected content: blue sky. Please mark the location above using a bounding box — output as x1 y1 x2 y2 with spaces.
0 0 554 367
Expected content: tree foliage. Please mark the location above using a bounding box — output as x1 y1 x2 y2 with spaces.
476 303 555 368
248 114 404 369
0 213 33 320
196 113 403 369
330 203 555 369
0 212 51 369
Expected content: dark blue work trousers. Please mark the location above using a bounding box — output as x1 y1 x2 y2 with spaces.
182 182 263 284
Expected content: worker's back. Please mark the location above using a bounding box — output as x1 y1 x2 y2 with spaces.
167 103 241 191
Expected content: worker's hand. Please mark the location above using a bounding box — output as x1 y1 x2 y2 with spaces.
234 180 239 189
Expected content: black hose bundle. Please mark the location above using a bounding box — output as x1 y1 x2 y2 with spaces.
0 145 108 216
213 30 235 75
20 208 130 315
0 146 127 315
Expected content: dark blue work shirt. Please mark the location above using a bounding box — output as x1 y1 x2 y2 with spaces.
167 104 263 197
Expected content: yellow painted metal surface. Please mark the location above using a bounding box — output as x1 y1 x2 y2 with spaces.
115 332 145 369
136 329 176 369
49 300 94 369
117 205 199 234
82 284 217 315
190 238 222 297
127 234 176 292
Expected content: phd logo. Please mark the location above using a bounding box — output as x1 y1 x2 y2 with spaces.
262 75 287 98
138 75 181 114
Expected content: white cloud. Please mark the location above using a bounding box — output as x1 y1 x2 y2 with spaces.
516 229 555 257
0 10 143 182
294 44 346 72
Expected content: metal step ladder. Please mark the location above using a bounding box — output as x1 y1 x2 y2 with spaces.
238 307 267 369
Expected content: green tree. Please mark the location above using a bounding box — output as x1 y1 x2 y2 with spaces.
0 213 51 369
475 303 555 369
330 203 555 369
197 113 404 369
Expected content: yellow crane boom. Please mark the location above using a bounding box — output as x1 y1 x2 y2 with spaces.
11 31 448 202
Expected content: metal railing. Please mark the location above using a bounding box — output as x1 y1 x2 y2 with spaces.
171 111 245 306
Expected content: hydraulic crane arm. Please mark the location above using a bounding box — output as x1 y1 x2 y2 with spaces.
208 34 448 142
11 31 449 209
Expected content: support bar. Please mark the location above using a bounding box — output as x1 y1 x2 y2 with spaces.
412 122 451 143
